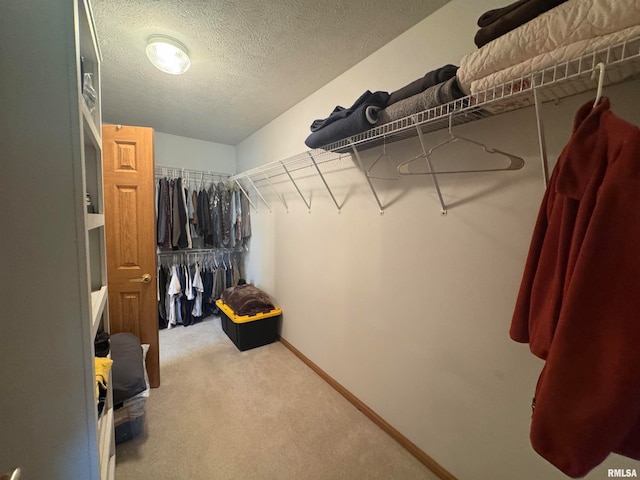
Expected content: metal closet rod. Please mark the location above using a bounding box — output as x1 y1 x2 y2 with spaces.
157 247 242 254
154 166 231 179
157 248 243 263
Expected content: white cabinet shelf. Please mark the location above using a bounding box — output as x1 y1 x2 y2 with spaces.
98 406 114 480
2 0 112 478
90 286 108 338
82 101 102 148
77 0 114 477
87 213 105 231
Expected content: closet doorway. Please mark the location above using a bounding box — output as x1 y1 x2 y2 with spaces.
103 124 160 387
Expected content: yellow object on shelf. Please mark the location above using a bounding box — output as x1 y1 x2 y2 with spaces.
95 357 113 396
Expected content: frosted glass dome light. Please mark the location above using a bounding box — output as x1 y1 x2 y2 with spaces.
146 35 191 75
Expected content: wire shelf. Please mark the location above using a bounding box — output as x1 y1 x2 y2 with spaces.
231 36 640 184
230 36 640 213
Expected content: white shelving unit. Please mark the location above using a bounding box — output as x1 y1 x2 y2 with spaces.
231 36 640 214
1 0 114 478
77 0 115 478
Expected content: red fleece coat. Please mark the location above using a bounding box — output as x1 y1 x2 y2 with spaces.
511 98 640 477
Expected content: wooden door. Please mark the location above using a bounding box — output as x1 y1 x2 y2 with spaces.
103 124 160 387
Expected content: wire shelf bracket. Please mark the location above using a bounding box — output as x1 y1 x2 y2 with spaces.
412 117 447 215
234 179 258 212
246 175 271 213
349 139 385 215
281 161 312 213
532 81 550 188
308 152 341 213
263 172 289 213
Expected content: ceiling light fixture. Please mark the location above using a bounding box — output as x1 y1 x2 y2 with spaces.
146 35 191 75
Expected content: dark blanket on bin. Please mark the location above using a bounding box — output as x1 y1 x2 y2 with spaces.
221 284 276 317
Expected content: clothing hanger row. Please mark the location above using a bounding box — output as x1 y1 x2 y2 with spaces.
155 167 232 185
363 114 524 179
157 249 240 268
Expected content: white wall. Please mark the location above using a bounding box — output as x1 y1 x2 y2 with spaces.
154 131 236 173
235 1 640 479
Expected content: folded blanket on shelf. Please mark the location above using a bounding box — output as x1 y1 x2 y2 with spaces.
304 92 389 149
388 64 458 105
477 0 529 26
475 0 569 48
310 90 389 132
458 0 640 93
470 26 640 95
377 76 466 126
220 284 276 317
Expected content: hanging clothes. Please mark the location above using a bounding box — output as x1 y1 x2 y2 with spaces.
156 178 172 248
167 265 182 329
229 188 236 249
219 182 232 247
211 184 223 247
240 189 251 240
235 190 243 245
172 178 189 249
511 98 640 478
200 188 212 246
155 169 246 326
157 251 244 327
157 264 169 329
152 173 251 250
192 263 204 318
203 266 215 317
190 189 204 248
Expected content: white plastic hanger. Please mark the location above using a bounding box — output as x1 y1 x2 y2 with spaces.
592 62 606 108
397 114 524 176
366 135 399 180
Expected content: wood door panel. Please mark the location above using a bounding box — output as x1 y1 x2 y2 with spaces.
114 141 138 170
103 124 159 387
113 185 140 267
112 291 142 337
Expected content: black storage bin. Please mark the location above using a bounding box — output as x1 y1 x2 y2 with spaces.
216 299 281 351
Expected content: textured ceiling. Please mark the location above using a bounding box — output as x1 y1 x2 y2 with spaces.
92 0 450 146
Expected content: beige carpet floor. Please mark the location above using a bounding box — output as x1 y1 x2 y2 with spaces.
115 316 440 480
